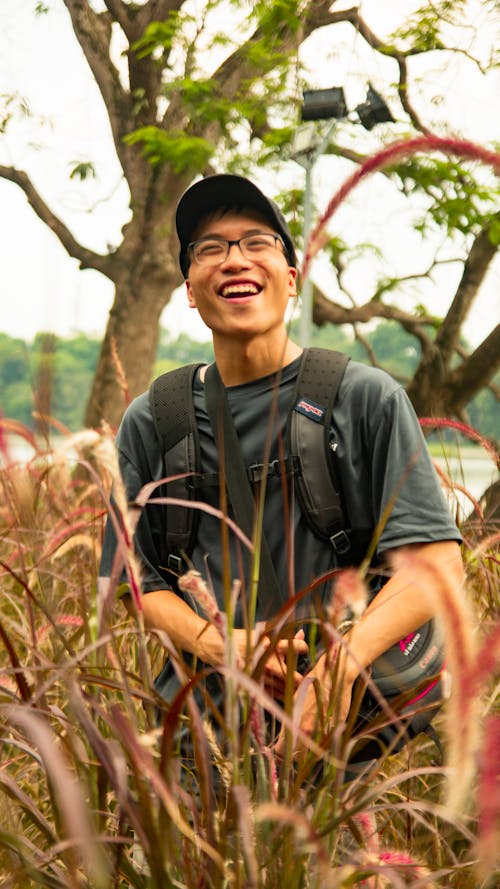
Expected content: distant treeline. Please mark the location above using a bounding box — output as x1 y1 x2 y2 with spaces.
0 323 498 441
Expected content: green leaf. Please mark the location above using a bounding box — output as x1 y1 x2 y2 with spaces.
132 11 185 59
487 217 500 246
389 1 467 52
124 126 214 173
69 161 96 181
387 156 499 237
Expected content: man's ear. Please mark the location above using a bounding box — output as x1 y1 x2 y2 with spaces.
186 280 197 308
288 266 298 298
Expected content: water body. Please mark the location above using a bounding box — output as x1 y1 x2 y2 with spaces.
434 452 498 520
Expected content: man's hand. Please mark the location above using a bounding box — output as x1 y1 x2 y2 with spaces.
227 628 309 702
275 645 356 759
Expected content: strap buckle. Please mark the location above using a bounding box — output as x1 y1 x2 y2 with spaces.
248 462 268 483
329 530 351 555
248 456 303 484
167 554 185 574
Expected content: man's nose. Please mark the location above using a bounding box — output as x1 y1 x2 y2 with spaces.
221 242 251 267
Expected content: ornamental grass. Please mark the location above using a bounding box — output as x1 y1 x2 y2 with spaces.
0 416 498 889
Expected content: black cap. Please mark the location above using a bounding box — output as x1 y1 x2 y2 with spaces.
175 173 297 277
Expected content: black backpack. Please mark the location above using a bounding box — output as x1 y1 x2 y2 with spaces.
150 348 444 757
149 349 353 578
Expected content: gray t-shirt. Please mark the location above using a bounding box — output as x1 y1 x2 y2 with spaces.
100 356 460 701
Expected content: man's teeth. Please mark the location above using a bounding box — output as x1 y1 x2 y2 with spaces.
221 283 259 297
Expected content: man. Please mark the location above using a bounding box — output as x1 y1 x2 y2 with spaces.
100 173 463 763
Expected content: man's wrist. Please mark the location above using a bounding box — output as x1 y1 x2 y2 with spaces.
336 630 363 685
196 622 224 665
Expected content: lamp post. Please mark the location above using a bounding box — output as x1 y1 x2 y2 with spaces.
290 85 393 347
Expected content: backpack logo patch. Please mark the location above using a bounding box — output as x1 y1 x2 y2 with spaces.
294 397 325 423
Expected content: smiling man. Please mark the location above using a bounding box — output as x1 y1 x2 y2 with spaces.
100 173 463 773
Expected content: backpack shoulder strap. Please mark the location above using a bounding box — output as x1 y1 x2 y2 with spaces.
287 347 351 556
150 363 202 452
149 363 204 575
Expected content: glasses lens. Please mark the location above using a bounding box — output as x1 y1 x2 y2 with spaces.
193 240 227 264
240 234 278 256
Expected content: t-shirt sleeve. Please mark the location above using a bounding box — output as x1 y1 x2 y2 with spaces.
369 386 461 553
99 394 172 593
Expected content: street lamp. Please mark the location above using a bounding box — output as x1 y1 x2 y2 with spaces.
290 85 393 347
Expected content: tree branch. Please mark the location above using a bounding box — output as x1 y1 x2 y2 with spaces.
312 284 433 337
327 7 436 134
101 0 130 35
210 0 334 108
0 165 116 277
448 325 500 411
352 324 409 384
63 0 158 231
62 1 132 153
102 0 184 43
435 215 500 365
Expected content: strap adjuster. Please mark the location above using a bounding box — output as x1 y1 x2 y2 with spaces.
248 456 303 484
329 530 351 555
167 554 185 574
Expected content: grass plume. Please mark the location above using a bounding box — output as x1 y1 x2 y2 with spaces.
0 414 498 887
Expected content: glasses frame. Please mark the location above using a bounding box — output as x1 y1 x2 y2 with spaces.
187 232 286 267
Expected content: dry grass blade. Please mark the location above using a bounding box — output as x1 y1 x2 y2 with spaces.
8 705 111 889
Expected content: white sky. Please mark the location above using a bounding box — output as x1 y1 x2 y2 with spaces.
0 0 499 345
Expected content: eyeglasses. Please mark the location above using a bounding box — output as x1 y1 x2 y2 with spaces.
188 232 285 267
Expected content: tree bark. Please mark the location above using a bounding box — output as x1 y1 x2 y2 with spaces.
84 272 180 428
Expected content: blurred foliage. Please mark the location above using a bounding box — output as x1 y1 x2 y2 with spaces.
0 326 497 440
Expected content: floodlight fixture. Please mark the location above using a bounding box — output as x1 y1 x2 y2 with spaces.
356 84 394 130
301 87 347 122
293 82 394 347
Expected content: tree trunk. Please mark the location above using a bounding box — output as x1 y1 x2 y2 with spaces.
84 270 180 429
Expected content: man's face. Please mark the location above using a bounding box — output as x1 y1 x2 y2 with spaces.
185 210 297 342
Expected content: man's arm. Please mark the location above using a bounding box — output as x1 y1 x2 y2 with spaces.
278 539 464 750
342 540 464 681
125 588 308 697
125 587 226 664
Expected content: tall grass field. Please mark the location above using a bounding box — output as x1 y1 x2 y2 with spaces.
0 415 498 889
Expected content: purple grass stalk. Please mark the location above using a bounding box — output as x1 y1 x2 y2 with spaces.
255 802 331 875
376 849 433 887
472 531 500 562
302 135 500 280
352 809 379 855
248 701 279 799
392 549 479 814
84 427 144 614
419 417 500 469
233 784 259 887
178 569 227 640
475 715 500 879
249 700 265 750
0 417 38 457
36 614 84 643
41 519 101 561
267 746 279 801
110 336 131 409
108 704 225 872
467 620 500 693
0 411 9 462
10 705 110 888
332 567 369 622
